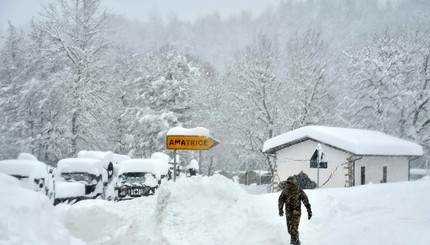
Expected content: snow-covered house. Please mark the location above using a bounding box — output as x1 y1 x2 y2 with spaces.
263 126 423 190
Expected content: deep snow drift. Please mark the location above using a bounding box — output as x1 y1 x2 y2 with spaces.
0 173 84 245
1 173 429 245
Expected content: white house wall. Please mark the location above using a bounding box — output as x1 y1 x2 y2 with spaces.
354 156 409 185
276 139 351 188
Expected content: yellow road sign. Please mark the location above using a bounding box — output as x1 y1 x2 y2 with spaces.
166 135 220 150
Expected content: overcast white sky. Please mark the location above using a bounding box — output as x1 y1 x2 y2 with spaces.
0 0 282 34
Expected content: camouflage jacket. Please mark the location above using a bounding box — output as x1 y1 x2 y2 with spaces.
278 186 311 216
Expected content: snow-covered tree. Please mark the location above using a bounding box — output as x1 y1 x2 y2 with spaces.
123 46 201 157
0 22 70 164
285 30 337 129
222 34 282 173
412 35 430 163
344 27 430 162
32 0 111 156
0 23 30 158
101 46 143 156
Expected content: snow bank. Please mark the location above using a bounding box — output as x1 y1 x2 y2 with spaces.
156 175 286 245
55 182 86 198
300 177 430 245
64 196 159 245
63 175 287 245
0 173 84 245
56 175 430 245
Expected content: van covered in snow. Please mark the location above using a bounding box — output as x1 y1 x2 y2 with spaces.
54 158 107 205
116 159 163 200
0 156 55 202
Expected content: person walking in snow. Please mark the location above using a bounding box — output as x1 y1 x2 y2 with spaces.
278 176 312 245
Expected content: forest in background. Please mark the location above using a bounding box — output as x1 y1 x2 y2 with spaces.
0 0 429 173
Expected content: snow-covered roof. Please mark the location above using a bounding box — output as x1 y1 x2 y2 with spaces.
167 126 211 137
263 125 423 156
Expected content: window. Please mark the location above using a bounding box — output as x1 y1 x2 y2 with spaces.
361 166 366 185
382 166 387 183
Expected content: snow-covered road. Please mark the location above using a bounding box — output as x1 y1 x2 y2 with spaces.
1 173 430 245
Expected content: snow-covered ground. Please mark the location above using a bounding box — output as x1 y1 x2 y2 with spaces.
1 172 429 245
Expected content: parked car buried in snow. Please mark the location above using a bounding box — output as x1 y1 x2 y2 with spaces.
115 159 160 200
77 150 131 201
0 156 55 202
54 158 107 205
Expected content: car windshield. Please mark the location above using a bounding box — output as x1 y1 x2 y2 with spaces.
61 172 96 183
121 172 147 183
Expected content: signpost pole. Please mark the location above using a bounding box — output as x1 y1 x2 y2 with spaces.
310 143 327 188
199 150 202 175
317 144 321 188
173 150 177 182
317 150 320 188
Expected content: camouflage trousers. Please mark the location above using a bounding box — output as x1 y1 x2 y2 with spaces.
286 212 301 245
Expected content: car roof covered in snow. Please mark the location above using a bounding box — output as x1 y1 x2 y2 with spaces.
0 159 48 177
57 158 103 175
119 158 169 177
263 125 423 156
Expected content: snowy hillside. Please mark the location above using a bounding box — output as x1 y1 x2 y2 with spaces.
1 173 429 245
